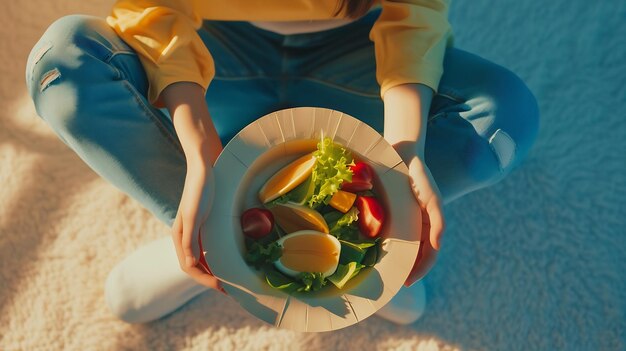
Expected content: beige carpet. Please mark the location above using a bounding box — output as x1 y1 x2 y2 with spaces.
2 0 624 350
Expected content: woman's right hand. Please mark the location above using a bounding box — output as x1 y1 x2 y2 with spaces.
162 82 225 292
171 159 225 291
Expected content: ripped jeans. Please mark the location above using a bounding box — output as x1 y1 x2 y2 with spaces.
25 11 540 224
25 11 539 323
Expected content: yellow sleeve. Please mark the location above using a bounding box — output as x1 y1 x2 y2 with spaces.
106 0 214 108
369 0 453 98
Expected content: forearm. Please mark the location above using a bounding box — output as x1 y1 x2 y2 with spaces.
162 82 222 167
383 83 433 162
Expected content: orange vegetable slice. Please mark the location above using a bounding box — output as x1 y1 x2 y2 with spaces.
258 153 316 203
329 190 357 213
269 202 329 234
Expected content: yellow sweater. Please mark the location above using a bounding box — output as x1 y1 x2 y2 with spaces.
106 0 453 108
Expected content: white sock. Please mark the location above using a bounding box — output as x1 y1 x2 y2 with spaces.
375 280 426 325
104 236 209 323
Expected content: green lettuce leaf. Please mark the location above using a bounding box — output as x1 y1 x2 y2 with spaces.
328 207 360 240
308 137 354 208
296 272 327 292
244 241 283 269
265 270 328 294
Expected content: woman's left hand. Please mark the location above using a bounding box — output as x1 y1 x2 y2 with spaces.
403 155 445 287
383 82 443 286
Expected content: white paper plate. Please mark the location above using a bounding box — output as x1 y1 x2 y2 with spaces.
201 107 421 332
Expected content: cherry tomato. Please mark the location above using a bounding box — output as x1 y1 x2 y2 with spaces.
341 161 374 192
241 208 274 239
355 196 385 238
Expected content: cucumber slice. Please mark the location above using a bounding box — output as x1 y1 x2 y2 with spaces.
327 262 364 289
287 174 315 205
338 241 367 265
361 240 381 267
341 240 376 250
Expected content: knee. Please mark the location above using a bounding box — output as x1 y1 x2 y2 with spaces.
498 69 540 156
26 14 119 98
27 15 96 83
26 15 119 136
478 68 540 174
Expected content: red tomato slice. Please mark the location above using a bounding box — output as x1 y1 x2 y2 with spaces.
355 196 385 238
341 161 374 192
241 208 274 239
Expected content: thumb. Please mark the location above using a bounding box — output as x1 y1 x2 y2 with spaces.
426 200 445 250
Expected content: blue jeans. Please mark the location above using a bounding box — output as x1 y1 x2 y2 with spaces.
26 11 538 230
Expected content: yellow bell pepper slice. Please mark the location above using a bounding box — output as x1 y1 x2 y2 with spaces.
329 190 357 213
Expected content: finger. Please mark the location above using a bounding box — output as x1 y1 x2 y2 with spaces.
186 264 222 290
187 263 226 294
196 222 214 276
404 225 439 287
195 268 227 295
427 200 445 250
190 219 202 261
172 211 225 294
405 206 430 286
181 215 199 268
171 210 187 270
206 272 227 295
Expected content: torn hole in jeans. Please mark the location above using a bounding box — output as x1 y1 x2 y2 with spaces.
40 68 61 92
29 42 53 82
489 129 516 170
33 42 53 65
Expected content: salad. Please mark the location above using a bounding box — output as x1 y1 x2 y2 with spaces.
241 137 386 294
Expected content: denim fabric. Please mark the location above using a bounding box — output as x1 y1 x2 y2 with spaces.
26 11 539 227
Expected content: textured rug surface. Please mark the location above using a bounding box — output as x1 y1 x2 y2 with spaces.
1 0 624 350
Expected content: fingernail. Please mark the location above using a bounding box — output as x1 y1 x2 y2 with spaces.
186 255 195 267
